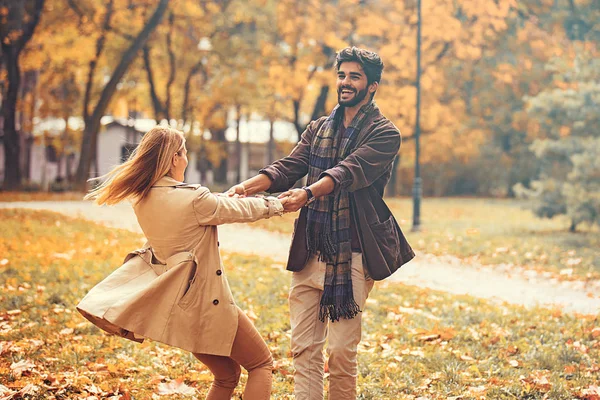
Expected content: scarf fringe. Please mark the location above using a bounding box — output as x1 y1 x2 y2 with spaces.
318 283 361 323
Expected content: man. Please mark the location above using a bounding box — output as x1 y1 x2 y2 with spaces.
228 46 414 399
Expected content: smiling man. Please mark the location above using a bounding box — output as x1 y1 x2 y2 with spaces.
228 46 414 399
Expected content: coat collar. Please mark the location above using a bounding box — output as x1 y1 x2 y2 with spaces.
152 175 185 188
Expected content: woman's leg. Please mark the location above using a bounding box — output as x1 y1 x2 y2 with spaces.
193 308 272 400
229 307 273 400
192 353 241 400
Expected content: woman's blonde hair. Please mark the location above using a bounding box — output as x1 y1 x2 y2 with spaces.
84 126 185 205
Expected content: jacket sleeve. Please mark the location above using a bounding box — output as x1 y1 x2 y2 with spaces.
258 117 324 193
319 128 400 193
193 188 283 226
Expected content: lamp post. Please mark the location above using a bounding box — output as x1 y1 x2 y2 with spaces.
412 0 422 232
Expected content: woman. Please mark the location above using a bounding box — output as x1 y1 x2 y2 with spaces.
83 126 285 399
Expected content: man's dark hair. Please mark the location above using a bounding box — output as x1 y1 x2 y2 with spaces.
334 46 384 85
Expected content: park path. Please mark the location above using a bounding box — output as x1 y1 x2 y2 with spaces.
2 201 599 315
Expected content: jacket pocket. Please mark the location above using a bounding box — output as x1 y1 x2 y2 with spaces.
369 215 400 267
176 260 199 310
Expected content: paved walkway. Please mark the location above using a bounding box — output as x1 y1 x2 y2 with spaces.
2 201 599 315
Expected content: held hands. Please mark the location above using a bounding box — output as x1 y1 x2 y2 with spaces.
225 183 290 209
226 184 246 198
277 189 308 213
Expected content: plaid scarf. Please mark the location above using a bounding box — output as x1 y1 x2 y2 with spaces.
306 101 377 322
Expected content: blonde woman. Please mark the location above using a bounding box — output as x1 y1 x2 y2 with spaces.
83 126 285 399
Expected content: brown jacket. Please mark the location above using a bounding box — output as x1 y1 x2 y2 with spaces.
77 176 283 356
260 108 415 280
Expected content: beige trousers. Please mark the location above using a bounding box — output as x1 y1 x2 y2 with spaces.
289 253 374 400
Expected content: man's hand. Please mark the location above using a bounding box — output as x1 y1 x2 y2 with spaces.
278 188 308 212
226 184 246 198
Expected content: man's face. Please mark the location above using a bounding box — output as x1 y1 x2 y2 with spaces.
336 61 374 107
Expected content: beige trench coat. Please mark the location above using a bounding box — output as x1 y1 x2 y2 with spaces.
77 176 283 356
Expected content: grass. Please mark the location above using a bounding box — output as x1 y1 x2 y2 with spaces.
249 197 600 281
1 209 599 399
0 191 85 202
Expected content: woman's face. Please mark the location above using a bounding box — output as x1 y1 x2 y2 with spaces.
171 141 188 181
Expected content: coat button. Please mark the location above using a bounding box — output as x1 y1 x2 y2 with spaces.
213 299 219 305
216 270 222 276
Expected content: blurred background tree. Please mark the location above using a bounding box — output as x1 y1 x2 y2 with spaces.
0 0 598 231
514 53 600 231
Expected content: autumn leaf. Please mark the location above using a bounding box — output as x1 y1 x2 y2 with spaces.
579 385 600 400
157 379 197 396
0 385 14 397
10 359 36 378
520 371 552 392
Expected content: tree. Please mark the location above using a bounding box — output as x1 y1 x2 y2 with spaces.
0 0 45 190
73 0 170 190
375 0 518 195
515 53 600 231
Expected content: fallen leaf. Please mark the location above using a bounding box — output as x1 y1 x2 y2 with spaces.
564 365 577 374
418 334 441 342
579 385 600 400
84 384 103 395
157 379 196 396
520 371 552 391
19 384 40 396
0 341 13 355
0 385 14 396
10 359 36 378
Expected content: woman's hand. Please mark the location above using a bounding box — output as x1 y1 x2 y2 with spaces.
226 184 246 198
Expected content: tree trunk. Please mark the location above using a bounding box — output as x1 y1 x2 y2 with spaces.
292 99 302 142
181 61 205 127
164 11 175 121
24 135 33 181
235 105 242 183
143 45 165 122
0 0 45 189
75 0 170 190
267 117 275 165
310 85 330 122
2 46 22 190
569 220 577 233
57 116 69 180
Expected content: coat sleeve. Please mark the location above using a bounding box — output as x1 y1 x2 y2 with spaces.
319 128 400 193
258 117 325 193
192 188 283 226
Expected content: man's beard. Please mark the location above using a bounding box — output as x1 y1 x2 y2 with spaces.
337 86 369 107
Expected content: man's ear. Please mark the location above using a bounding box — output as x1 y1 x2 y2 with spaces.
369 81 379 95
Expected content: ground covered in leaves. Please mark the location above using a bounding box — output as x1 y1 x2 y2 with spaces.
1 209 599 399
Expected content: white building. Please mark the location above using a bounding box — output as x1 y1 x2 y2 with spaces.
0 114 299 189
